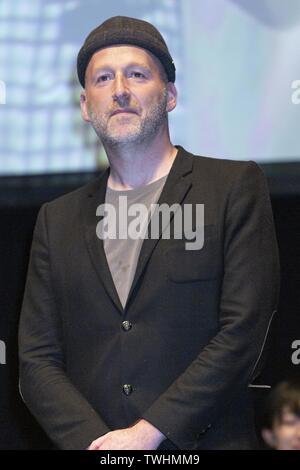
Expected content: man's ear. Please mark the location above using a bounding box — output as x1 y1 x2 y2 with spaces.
166 82 177 113
261 428 276 449
80 91 91 122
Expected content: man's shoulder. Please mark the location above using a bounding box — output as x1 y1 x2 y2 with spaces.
191 150 257 172
187 149 264 186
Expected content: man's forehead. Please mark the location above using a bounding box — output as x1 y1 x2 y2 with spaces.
87 45 161 71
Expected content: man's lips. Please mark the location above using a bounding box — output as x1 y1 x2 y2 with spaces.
111 109 138 116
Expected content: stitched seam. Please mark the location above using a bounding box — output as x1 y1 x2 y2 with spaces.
250 308 277 380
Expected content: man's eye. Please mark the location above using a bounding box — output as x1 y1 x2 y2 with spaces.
96 75 110 83
130 71 145 78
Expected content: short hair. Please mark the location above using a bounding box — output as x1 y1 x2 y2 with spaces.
261 380 300 429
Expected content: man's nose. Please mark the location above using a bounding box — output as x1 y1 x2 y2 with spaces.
112 73 130 103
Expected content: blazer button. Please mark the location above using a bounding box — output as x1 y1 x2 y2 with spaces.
122 384 133 396
121 320 132 331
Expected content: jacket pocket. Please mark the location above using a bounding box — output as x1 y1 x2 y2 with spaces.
164 225 220 283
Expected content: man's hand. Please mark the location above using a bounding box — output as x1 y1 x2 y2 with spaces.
87 419 166 450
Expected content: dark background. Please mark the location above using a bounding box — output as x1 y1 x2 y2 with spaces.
0 166 299 449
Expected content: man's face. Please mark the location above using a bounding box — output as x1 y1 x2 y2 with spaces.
262 409 300 450
80 45 177 146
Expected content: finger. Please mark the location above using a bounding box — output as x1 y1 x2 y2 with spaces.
88 441 100 450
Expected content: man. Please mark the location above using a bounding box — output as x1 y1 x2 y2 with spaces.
18 16 280 450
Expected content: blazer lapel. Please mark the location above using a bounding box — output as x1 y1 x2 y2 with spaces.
83 167 125 314
125 145 194 309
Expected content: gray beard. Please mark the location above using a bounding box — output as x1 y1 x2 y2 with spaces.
87 89 168 147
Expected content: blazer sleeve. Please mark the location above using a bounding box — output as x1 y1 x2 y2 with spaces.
141 161 280 449
18 203 110 450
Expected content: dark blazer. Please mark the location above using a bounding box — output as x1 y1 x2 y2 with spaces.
18 145 280 450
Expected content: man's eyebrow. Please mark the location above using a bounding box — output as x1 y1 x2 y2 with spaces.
126 62 151 70
92 63 152 74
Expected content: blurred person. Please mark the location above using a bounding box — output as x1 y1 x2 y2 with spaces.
261 380 300 450
18 16 280 450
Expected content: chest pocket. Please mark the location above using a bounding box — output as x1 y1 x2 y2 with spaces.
164 225 220 283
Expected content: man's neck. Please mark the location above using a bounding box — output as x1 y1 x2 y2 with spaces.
104 132 178 191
